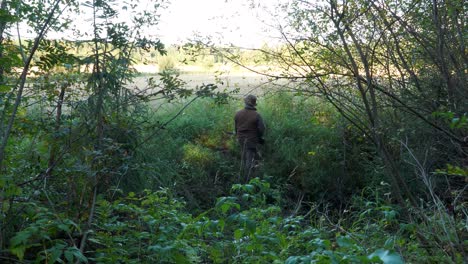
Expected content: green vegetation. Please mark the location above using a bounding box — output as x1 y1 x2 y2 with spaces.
0 0 466 263
2 93 465 263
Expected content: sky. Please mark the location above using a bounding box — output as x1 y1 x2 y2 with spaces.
156 0 282 47
21 0 286 48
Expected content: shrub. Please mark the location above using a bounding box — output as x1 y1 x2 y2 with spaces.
157 55 176 71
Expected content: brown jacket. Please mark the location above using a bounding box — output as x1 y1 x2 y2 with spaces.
234 106 265 147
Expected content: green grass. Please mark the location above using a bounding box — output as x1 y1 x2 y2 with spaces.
5 89 464 263
134 92 373 211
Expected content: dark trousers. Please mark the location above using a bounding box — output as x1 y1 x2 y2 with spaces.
239 141 258 183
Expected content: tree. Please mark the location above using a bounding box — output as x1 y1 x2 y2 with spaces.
0 0 231 258
0 0 77 249
0 0 76 169
215 0 467 259
217 0 466 206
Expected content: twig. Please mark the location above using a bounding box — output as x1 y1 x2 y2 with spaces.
77 184 98 260
137 95 201 147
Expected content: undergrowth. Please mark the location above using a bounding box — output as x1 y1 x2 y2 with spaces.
3 93 466 263
10 179 407 263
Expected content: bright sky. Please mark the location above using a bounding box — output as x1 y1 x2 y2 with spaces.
157 0 281 47
17 0 284 48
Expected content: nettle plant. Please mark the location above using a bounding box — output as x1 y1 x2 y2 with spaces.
9 178 405 263
82 178 405 263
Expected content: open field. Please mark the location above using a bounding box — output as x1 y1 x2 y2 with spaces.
131 64 280 96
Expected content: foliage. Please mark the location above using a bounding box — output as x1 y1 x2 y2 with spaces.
260 93 370 205
89 189 193 263
10 179 409 263
1 0 466 263
0 0 228 259
3 87 465 263
9 203 86 263
216 0 467 208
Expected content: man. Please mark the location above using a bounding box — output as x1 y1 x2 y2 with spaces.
234 94 265 182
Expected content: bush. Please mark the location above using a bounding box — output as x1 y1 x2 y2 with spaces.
157 55 177 71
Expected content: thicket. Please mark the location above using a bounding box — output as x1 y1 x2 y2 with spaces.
202 0 468 261
0 0 466 263
2 90 466 262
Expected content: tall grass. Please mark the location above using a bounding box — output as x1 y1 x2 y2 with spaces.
125 92 466 262
133 92 373 211
7 88 465 262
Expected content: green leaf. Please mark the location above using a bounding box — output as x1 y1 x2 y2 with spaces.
88 238 105 246
243 184 255 192
311 238 331 249
383 210 397 221
0 10 18 23
10 231 31 247
286 256 312 264
285 256 299 264
0 84 11 93
368 249 404 264
10 245 26 260
234 229 243 240
58 223 70 233
336 235 353 248
173 252 190 264
71 247 88 263
216 197 240 214
48 243 67 263
384 237 395 248
64 249 74 263
218 219 225 232
245 219 256 234
221 203 230 214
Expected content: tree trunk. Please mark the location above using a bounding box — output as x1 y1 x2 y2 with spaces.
0 0 62 169
47 84 66 176
0 0 8 81
330 0 417 207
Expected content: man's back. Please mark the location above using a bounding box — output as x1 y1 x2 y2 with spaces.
235 109 260 140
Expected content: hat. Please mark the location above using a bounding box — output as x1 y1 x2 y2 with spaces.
244 94 257 106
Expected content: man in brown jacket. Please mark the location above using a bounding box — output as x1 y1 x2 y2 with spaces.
234 94 265 182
